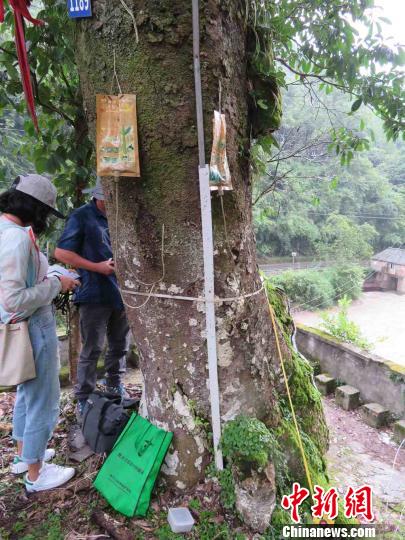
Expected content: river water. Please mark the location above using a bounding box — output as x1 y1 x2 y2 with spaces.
294 291 405 367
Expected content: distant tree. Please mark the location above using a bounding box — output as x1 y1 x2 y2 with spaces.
318 214 377 262
253 84 405 258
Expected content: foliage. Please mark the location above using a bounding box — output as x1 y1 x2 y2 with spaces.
0 110 32 187
321 295 371 349
271 269 335 310
215 468 236 510
270 265 365 310
17 513 63 540
254 84 405 259
249 0 405 144
221 415 275 469
0 0 94 204
331 265 365 301
318 214 377 263
265 507 294 539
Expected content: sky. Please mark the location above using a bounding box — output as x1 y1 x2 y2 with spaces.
375 0 404 45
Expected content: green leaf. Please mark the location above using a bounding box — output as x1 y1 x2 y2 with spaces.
260 134 280 151
351 98 362 112
257 99 269 110
330 177 339 190
312 197 320 206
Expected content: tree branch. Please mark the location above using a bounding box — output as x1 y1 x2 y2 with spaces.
274 57 356 95
31 71 75 125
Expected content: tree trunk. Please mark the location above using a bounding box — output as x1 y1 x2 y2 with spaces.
74 0 328 496
68 306 81 384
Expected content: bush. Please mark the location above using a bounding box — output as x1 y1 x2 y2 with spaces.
270 265 365 310
330 265 365 301
321 296 371 350
271 269 335 310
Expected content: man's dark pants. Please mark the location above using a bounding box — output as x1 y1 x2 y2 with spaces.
75 304 130 400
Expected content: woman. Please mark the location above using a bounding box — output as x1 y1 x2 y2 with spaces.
0 174 79 492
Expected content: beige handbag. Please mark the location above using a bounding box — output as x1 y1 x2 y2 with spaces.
0 320 36 386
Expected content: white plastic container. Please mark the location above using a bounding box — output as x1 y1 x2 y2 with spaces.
168 507 195 533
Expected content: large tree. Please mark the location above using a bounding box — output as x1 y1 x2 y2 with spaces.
0 0 402 532
74 0 326 501
72 0 402 529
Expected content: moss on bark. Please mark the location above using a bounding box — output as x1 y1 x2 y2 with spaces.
74 2 329 511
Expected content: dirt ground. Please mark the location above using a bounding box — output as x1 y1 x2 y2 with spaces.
324 396 405 536
294 291 405 366
0 371 404 538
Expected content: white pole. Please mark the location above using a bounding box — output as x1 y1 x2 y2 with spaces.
198 166 223 470
192 0 223 470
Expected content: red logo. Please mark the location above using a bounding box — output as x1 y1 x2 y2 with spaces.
311 485 339 521
281 482 310 523
280 483 375 523
344 485 375 522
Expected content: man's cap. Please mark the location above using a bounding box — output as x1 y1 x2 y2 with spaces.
12 174 64 219
82 176 105 201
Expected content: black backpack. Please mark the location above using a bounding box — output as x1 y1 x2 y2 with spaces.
81 391 140 454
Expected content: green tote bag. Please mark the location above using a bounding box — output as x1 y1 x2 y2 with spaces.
93 413 173 517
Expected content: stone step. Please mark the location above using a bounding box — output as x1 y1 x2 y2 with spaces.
361 403 390 428
315 373 337 396
335 385 360 411
393 420 405 445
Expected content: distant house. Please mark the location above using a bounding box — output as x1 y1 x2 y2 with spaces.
369 248 405 294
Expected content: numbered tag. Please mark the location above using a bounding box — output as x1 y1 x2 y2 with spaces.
67 0 92 19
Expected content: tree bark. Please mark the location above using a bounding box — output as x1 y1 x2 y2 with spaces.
75 0 328 492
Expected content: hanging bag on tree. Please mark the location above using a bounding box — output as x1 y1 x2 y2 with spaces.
93 413 173 517
209 110 232 190
96 94 140 177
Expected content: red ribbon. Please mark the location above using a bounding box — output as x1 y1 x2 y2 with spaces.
0 1 44 131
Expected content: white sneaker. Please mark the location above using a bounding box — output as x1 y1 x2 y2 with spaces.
11 448 56 474
25 463 75 492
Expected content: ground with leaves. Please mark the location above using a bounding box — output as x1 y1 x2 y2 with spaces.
0 375 250 540
0 371 404 539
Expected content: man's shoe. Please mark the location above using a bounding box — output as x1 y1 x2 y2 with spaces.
25 463 75 493
11 449 56 475
105 383 129 399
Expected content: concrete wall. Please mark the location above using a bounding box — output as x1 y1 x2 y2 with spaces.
296 326 405 417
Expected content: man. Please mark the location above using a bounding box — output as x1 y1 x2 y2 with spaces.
55 177 129 416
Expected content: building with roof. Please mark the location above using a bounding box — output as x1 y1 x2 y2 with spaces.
369 248 405 294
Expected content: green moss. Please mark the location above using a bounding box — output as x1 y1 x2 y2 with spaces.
297 323 345 345
262 286 335 529
265 281 294 330
265 506 294 539
265 284 329 461
385 361 405 376
221 415 278 470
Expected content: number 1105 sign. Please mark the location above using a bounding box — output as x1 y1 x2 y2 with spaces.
67 0 92 18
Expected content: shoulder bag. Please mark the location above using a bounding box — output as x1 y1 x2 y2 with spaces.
0 226 38 386
0 321 35 386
